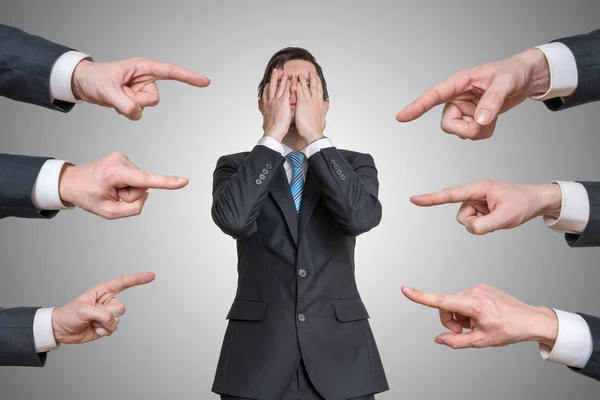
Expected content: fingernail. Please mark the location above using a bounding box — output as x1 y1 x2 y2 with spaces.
435 338 443 344
475 109 491 125
402 286 414 293
176 177 188 182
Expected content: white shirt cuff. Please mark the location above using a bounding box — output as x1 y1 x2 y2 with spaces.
530 43 578 101
258 136 285 155
49 51 92 103
33 308 58 353
31 160 74 211
544 181 589 234
539 309 593 369
305 137 334 158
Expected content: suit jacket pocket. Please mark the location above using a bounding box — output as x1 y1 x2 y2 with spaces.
226 298 267 321
333 298 370 322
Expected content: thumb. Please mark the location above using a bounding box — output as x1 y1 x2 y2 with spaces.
474 78 509 126
466 208 510 235
108 85 143 121
435 331 486 349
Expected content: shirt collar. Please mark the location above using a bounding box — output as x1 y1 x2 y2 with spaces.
282 143 307 158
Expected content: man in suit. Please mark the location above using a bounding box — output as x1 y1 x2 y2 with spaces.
1 272 155 367
397 29 600 381
210 48 388 400
0 23 209 219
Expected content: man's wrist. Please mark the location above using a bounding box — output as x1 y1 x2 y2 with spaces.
302 131 325 144
263 128 286 143
58 164 78 207
71 59 93 101
51 308 64 345
515 48 551 96
536 183 562 219
529 306 558 347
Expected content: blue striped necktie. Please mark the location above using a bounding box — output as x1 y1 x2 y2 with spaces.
286 151 305 215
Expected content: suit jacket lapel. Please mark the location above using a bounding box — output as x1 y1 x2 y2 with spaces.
269 166 299 245
298 169 321 241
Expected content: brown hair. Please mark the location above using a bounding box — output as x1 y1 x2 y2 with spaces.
258 47 329 100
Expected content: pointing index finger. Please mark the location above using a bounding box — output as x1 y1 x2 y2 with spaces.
101 272 156 296
401 287 474 317
396 72 472 122
410 183 477 207
147 60 210 87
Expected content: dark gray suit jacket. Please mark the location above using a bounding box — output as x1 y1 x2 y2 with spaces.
0 24 75 220
1 24 75 366
0 308 47 367
540 29 600 382
211 145 388 400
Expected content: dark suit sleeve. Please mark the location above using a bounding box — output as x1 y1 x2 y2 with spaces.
567 313 600 381
544 29 600 111
0 24 76 112
564 182 600 247
0 153 59 220
307 147 382 237
0 307 47 367
212 146 285 239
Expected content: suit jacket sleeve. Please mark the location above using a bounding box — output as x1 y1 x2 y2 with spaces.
544 29 600 111
0 24 75 112
0 153 59 219
564 182 600 247
568 313 600 381
307 147 382 237
0 307 47 367
212 145 285 239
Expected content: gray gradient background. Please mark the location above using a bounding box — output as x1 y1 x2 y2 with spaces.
1 0 599 399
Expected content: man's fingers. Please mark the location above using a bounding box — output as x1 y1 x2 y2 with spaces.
456 202 477 226
440 103 484 139
269 69 279 100
410 183 478 207
317 75 324 100
262 83 269 103
104 301 127 317
275 72 288 99
116 186 148 203
474 77 510 126
145 60 210 87
103 192 150 219
396 72 472 122
296 75 306 101
299 74 310 99
80 304 118 332
109 86 143 121
114 168 189 190
465 207 510 235
401 286 474 316
440 309 463 334
94 272 156 297
309 71 318 98
435 331 488 349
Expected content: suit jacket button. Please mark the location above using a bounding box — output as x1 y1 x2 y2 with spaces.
333 164 340 170
336 169 343 176
259 174 266 180
340 174 346 181
298 269 307 278
255 179 262 185
298 313 306 322
330 159 336 165
262 168 269 174
266 164 273 170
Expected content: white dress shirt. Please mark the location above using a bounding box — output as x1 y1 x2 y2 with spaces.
257 136 334 183
530 43 594 369
30 50 90 354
